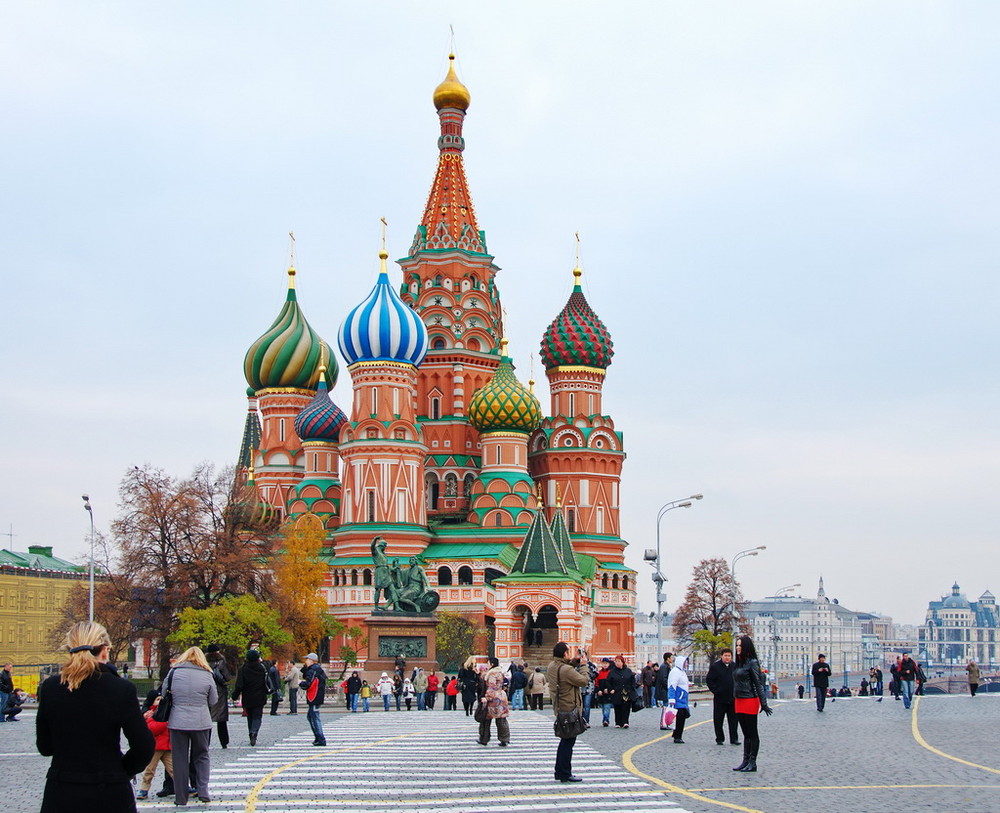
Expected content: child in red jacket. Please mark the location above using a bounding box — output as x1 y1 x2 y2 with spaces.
137 697 173 800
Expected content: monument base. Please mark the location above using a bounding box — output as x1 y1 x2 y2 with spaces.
365 613 441 675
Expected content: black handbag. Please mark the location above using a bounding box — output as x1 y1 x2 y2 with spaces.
630 689 645 713
151 669 175 722
474 701 488 723
553 664 589 739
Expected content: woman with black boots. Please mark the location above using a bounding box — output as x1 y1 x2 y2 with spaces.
732 635 772 773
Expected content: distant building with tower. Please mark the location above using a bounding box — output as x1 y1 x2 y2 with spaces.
920 582 999 667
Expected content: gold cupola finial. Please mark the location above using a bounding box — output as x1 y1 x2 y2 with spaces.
378 216 389 267
499 336 509 357
288 231 297 288
433 52 471 111
573 231 583 285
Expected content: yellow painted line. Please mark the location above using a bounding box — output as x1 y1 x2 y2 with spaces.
689 783 1000 792
622 717 768 813
243 731 425 812
911 696 1000 775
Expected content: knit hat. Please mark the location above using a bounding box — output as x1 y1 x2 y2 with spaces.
246 650 261 662
601 657 612 664
205 644 220 654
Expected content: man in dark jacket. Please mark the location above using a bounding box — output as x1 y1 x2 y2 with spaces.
266 660 282 715
509 665 528 710
812 654 832 712
706 648 739 745
300 653 327 746
653 652 673 709
898 652 918 709
0 662 13 720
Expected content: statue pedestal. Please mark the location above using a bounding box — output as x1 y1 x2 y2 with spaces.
365 613 440 674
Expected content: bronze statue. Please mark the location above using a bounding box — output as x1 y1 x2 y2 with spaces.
370 538 439 614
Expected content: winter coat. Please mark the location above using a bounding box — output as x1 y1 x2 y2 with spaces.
898 657 918 682
445 678 459 696
706 658 736 702
207 653 233 723
667 656 690 709
483 667 509 718
967 662 981 684
0 669 13 694
346 673 362 694
167 662 218 731
734 657 771 710
458 667 478 704
606 664 635 705
427 673 439 693
547 658 588 713
413 671 428 693
233 660 269 709
654 660 672 703
284 663 303 690
145 716 171 751
36 663 154 813
300 663 327 706
811 660 832 689
376 675 395 696
528 669 548 695
509 668 528 691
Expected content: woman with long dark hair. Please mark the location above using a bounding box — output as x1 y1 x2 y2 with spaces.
606 655 635 729
233 649 268 746
732 635 773 772
36 621 154 812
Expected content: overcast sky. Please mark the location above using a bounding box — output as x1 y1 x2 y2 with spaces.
3 2 997 626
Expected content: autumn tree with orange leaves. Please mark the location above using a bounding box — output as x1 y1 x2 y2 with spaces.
272 513 329 657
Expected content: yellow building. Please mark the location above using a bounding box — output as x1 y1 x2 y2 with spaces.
0 545 88 686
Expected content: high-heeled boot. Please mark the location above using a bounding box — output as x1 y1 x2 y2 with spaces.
739 744 758 772
732 740 750 771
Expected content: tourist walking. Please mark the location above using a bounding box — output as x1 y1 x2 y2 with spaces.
300 653 327 746
413 668 429 710
509 664 528 710
233 649 268 746
393 673 403 710
548 641 589 783
812 654 832 712
403 677 416 710
641 660 657 707
595 657 614 726
426 670 439 709
478 657 510 746
732 635 772 773
284 661 302 714
607 654 635 728
445 675 459 710
0 662 12 723
376 672 394 710
266 659 282 715
36 621 154 813
581 656 598 722
136 696 173 801
966 660 981 696
654 652 673 708
205 644 232 748
706 647 739 745
459 657 479 715
898 652 919 709
528 666 548 711
360 680 372 712
346 670 362 712
667 655 691 743
167 646 218 805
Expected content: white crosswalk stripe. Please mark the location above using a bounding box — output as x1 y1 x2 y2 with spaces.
139 713 692 813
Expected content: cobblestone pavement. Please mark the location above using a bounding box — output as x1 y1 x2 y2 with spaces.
2 695 996 813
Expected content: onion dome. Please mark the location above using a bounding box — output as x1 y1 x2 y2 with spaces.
244 266 337 391
294 368 347 443
226 461 280 535
540 266 614 370
469 340 543 434
338 250 429 366
433 53 471 111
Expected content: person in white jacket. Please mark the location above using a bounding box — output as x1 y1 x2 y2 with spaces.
667 655 691 743
376 672 395 711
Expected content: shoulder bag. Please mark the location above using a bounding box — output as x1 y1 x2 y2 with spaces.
152 668 175 723
553 664 589 739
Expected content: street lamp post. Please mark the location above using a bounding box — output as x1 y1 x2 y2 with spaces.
767 584 800 676
644 494 703 660
730 546 766 634
82 495 95 623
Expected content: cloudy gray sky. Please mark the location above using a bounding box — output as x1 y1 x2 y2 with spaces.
3 2 997 625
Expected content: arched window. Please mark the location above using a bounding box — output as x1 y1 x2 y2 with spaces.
622 575 629 590
601 574 609 588
432 397 441 419
367 491 376 522
458 566 474 585
612 574 620 589
432 337 446 350
363 568 372 586
567 509 576 533
494 513 503 527
333 570 341 586
435 274 443 287
467 337 480 352
444 473 458 497
437 566 453 586
463 473 475 498
351 569 359 586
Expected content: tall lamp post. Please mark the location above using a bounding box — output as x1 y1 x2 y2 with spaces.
730 546 766 635
769 584 800 676
82 495 95 623
644 494 703 660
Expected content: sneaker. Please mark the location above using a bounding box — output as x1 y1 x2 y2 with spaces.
602 721 609 727
137 791 148 800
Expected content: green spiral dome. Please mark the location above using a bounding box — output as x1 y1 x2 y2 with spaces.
244 269 337 391
469 350 542 435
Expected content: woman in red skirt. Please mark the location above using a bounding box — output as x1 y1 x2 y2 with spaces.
732 635 773 773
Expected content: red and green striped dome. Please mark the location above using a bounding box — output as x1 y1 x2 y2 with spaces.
540 267 613 370
469 345 542 435
244 268 337 391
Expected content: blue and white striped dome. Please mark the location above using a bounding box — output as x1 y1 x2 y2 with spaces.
338 251 429 366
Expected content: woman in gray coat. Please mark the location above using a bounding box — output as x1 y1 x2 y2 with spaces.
167 646 218 805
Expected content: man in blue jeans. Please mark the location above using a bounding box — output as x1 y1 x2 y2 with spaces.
898 652 918 709
300 653 327 746
0 663 13 723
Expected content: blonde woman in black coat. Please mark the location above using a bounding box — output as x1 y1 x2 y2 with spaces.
36 621 154 813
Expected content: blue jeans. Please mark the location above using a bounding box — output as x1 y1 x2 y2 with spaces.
349 693 359 712
417 692 426 711
307 702 325 744
383 694 391 711
601 702 613 725
0 692 8 722
511 688 524 710
395 694 401 710
900 679 914 708
582 692 593 723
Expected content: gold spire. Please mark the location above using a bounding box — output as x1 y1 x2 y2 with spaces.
288 231 297 287
556 483 562 508
499 336 509 357
433 53 471 111
378 217 389 268
573 231 583 285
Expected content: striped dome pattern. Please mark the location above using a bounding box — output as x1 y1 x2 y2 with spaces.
469 354 542 435
245 275 337 391
338 255 429 366
540 270 614 370
294 379 347 443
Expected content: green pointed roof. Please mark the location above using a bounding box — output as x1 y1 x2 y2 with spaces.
549 507 578 571
236 396 262 471
509 508 566 575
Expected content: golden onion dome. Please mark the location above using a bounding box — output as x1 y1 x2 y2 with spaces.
468 341 542 435
433 53 471 111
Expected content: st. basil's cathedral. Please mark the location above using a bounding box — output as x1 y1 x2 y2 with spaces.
236 55 636 665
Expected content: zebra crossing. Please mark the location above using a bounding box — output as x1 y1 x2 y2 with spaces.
139 712 692 813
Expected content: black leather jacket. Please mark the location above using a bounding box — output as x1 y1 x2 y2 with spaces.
733 658 770 709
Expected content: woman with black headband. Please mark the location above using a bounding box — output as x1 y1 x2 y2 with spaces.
36 620 154 812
